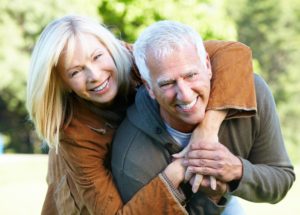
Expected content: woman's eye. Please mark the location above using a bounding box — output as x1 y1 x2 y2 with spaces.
71 71 79 77
70 68 82 77
94 54 102 61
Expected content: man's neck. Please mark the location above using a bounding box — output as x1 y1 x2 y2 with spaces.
160 110 196 133
164 122 192 148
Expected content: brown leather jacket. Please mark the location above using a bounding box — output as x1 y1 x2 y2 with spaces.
41 41 256 215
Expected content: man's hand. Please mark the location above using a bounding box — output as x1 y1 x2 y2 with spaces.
184 141 243 182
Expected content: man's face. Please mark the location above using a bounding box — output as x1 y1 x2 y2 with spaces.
146 44 212 132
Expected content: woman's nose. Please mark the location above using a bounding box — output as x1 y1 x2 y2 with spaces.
86 65 100 82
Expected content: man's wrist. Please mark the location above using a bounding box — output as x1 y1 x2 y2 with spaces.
233 156 243 181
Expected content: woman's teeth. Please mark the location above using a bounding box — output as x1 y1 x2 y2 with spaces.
94 80 108 92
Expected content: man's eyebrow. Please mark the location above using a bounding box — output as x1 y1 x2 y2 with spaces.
157 78 175 86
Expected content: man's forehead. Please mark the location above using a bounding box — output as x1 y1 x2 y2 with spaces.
155 66 199 81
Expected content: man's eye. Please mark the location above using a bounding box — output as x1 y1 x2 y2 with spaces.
186 73 199 80
159 82 173 89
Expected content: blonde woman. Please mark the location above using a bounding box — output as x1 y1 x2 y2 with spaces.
27 15 256 214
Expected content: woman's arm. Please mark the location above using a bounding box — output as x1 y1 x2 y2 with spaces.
190 110 227 145
56 104 187 215
193 41 256 147
205 40 256 117
178 41 256 194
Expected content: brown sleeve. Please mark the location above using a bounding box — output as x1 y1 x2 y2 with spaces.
60 106 186 215
126 40 257 118
116 176 187 215
205 40 257 119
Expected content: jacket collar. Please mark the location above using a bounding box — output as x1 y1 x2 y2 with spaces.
127 86 182 154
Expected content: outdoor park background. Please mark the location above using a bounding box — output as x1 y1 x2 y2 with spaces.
0 0 299 214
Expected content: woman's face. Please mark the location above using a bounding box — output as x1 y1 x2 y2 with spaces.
58 33 118 106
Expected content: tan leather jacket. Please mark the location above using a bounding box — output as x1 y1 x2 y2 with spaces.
41 41 256 215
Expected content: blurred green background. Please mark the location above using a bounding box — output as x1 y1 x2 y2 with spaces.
0 0 299 214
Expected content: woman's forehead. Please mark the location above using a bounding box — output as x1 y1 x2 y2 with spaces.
60 33 97 68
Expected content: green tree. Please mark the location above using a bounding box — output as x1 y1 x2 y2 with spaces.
226 0 300 162
0 0 99 153
2 0 298 162
0 0 234 153
98 0 236 42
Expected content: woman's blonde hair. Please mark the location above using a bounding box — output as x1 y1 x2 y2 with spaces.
26 15 132 148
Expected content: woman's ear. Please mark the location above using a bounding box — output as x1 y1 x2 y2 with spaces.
142 79 156 99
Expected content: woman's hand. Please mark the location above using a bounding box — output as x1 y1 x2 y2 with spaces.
163 158 186 188
173 110 228 192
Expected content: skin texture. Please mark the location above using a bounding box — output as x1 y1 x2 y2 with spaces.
58 34 119 106
145 43 228 200
174 110 228 192
185 140 243 182
145 44 212 133
57 33 186 188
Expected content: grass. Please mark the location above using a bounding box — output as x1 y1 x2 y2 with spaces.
0 154 48 215
0 154 298 215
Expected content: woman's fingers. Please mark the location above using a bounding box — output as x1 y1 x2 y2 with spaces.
192 174 203 193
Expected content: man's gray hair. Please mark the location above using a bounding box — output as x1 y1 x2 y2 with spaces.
133 20 207 86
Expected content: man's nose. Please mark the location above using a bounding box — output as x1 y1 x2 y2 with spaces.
176 79 192 102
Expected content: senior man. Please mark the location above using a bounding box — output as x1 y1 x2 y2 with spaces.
112 20 295 214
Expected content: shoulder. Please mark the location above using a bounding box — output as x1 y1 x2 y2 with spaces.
112 116 139 152
251 74 280 137
111 116 142 175
254 74 271 93
204 40 251 58
254 74 276 112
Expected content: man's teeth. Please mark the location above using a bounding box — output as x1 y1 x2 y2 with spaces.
94 80 108 91
178 98 197 110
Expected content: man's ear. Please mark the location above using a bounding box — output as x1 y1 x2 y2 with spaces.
205 53 212 79
142 79 156 99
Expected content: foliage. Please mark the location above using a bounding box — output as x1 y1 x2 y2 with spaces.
226 0 300 162
98 0 236 42
0 0 299 162
0 0 100 153
0 0 232 153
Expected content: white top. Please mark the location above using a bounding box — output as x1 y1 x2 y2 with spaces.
164 122 192 148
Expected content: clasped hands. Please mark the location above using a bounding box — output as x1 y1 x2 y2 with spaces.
173 140 243 203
